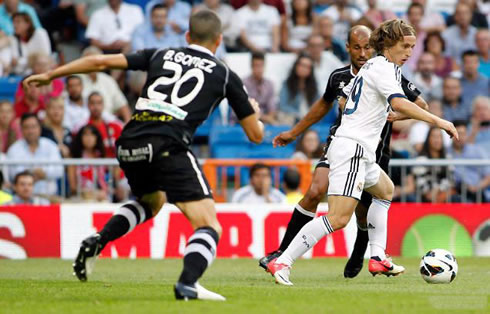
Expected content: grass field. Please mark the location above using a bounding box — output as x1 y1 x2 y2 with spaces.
0 258 489 314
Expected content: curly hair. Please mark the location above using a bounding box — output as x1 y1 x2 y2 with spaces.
369 19 416 54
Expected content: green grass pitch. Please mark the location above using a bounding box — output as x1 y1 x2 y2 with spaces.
1 258 489 314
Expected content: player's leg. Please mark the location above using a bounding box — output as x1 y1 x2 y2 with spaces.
343 196 370 278
73 191 165 281
258 166 329 270
173 198 225 301
364 169 404 276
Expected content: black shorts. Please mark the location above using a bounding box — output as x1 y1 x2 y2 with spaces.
116 136 213 203
359 158 389 209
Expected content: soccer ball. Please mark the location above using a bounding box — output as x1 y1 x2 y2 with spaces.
419 249 458 284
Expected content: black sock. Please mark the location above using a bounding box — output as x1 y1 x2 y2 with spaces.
99 201 153 248
350 227 369 260
178 227 219 285
278 205 315 252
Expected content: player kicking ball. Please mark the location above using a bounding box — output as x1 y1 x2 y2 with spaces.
266 19 458 286
259 25 428 278
24 10 264 300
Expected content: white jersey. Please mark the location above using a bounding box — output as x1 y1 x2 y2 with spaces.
337 56 406 159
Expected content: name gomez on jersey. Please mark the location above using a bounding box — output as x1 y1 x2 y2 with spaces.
120 45 255 147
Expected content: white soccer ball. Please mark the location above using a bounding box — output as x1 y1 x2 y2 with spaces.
419 249 458 284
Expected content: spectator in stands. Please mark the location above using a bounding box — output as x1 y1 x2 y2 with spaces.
0 100 21 153
317 16 348 62
291 129 323 160
0 30 15 75
145 0 191 35
7 171 50 205
412 52 443 100
412 127 453 203
80 92 122 158
282 168 303 205
86 0 144 54
468 96 490 156
442 76 471 122
230 0 286 17
281 0 316 53
476 29 489 77
132 4 185 52
0 170 13 205
78 46 131 123
423 31 458 78
407 0 446 33
240 52 278 125
236 0 281 53
449 120 490 202
74 0 107 29
194 0 238 50
14 83 45 118
41 97 72 158
363 0 396 29
10 12 51 76
63 75 89 132
7 113 63 196
446 0 488 29
68 125 108 201
14 53 64 105
231 163 286 203
461 50 489 107
0 0 42 36
306 35 343 93
409 99 452 153
278 53 317 125
404 2 427 72
442 2 477 65
320 0 363 44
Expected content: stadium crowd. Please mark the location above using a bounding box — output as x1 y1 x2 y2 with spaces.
0 0 488 204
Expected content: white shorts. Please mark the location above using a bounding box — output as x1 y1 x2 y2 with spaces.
327 137 381 200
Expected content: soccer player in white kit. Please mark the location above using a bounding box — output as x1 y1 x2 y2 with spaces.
267 19 459 285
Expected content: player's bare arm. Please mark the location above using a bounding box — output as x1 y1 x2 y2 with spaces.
391 97 458 139
23 54 128 89
388 96 429 122
273 98 333 147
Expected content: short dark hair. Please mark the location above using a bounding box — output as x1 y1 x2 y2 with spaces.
66 75 82 84
453 120 468 128
249 163 270 178
462 50 478 60
88 91 103 103
407 2 424 15
151 3 168 14
251 51 265 63
14 171 34 185
283 168 300 190
20 113 41 126
189 9 221 43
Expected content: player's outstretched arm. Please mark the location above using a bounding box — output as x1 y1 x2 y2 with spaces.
391 97 459 140
273 98 332 147
23 54 128 89
388 96 429 122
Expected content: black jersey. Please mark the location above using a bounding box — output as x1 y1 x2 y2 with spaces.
322 65 421 167
121 45 255 147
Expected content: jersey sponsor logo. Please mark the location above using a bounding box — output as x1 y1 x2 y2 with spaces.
163 50 216 73
135 97 188 120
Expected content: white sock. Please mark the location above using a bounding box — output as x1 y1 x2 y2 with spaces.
276 216 333 266
367 198 391 260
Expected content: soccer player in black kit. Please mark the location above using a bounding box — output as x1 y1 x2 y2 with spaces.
25 11 264 301
259 25 427 277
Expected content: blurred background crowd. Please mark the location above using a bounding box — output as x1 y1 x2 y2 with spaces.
0 0 488 205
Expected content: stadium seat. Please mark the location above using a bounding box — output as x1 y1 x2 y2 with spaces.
0 76 22 103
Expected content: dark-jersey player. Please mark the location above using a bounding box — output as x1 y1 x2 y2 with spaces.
25 10 264 301
259 25 427 277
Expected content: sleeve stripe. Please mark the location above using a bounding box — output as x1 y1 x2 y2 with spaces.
387 93 407 104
